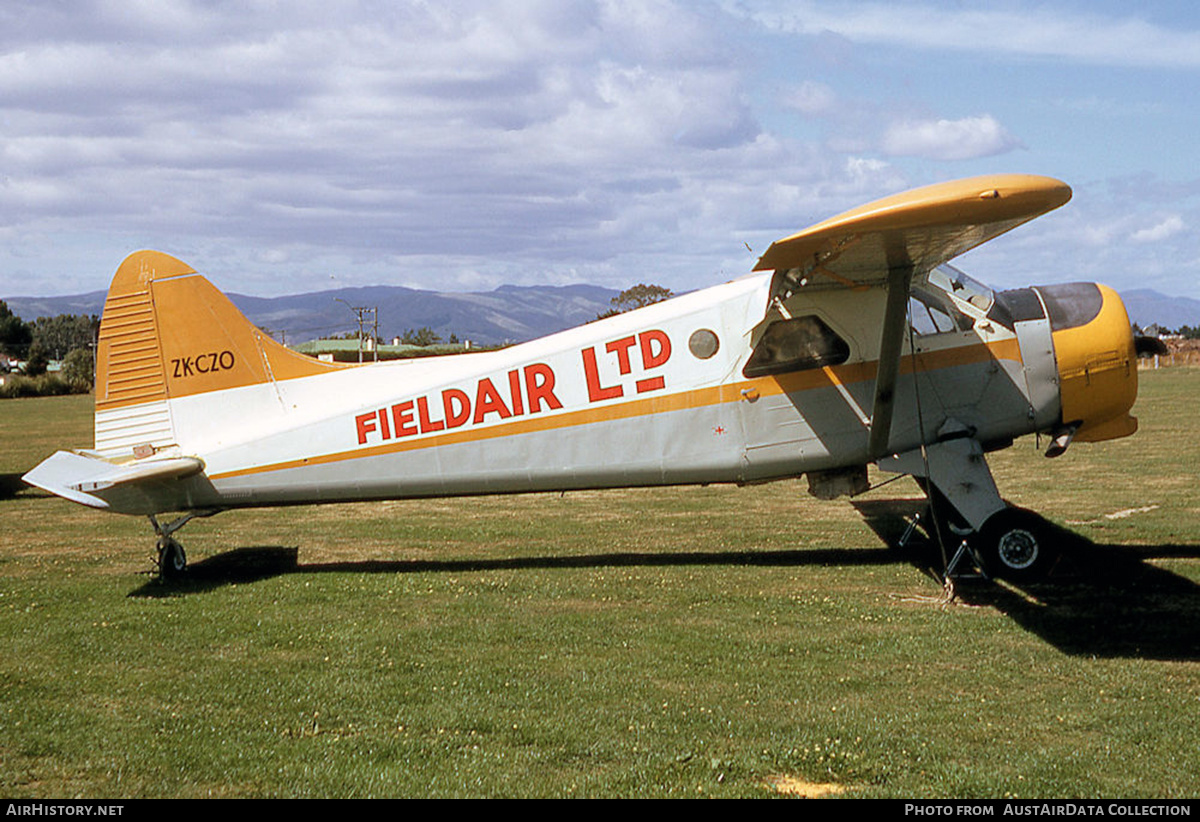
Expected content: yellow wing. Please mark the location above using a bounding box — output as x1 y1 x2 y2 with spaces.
753 174 1072 287
751 174 1072 460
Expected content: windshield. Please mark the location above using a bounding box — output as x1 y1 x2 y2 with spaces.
926 264 994 313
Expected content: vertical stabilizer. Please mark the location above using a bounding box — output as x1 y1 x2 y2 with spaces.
94 250 345 460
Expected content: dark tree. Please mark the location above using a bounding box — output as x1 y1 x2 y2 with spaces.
31 314 100 360
401 327 442 346
597 284 674 319
0 301 32 356
62 347 95 390
25 342 49 376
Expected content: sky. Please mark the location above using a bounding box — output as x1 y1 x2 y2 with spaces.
2 0 1198 300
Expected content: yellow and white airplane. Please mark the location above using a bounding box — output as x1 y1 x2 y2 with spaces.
24 174 1149 581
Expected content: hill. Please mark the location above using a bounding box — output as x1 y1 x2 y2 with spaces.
9 283 1200 345
1119 289 1200 332
5 283 619 347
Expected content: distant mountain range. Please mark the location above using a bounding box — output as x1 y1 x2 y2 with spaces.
5 283 621 346
5 284 1199 345
1116 289 1200 332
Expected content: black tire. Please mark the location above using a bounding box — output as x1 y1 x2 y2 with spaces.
158 537 187 579
977 508 1056 581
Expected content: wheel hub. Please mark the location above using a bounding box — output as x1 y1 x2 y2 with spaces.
997 528 1039 570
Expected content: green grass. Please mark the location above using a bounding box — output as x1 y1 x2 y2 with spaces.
1 370 1198 798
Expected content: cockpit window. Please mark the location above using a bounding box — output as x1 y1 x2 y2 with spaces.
744 315 850 377
927 264 994 313
909 286 973 336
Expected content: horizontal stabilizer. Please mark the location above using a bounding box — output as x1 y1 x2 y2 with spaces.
23 451 205 509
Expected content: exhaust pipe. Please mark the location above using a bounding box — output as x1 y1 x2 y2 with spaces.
1045 424 1078 459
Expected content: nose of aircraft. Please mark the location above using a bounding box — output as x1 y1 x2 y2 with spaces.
1038 282 1139 445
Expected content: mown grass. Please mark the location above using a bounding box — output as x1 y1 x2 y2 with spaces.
1 370 1197 798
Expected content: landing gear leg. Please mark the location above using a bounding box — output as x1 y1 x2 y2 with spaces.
878 432 1006 581
148 509 222 580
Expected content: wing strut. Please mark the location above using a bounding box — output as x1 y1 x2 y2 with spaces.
867 264 913 460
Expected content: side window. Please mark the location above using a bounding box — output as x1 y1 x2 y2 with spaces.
744 315 850 378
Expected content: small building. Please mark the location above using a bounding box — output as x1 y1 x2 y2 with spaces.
293 338 474 363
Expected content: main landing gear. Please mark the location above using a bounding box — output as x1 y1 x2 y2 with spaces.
880 430 1059 582
148 509 222 580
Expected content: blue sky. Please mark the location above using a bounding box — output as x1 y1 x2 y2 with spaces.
2 0 1197 300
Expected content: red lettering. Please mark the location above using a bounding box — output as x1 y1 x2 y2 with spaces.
636 376 665 393
582 347 623 402
473 377 512 424
639 330 671 369
377 407 393 440
507 369 524 416
417 396 445 433
355 412 377 445
390 400 418 437
524 363 562 413
605 335 637 375
443 388 471 429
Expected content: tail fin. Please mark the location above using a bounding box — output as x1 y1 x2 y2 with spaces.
94 250 344 459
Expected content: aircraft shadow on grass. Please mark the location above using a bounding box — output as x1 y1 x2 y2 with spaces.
857 499 1200 661
0 473 32 499
128 500 1200 662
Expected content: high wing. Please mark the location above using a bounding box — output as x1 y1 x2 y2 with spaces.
751 174 1072 458
752 174 1072 283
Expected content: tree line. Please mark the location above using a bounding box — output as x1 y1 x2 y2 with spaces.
0 301 98 396
1133 322 1200 340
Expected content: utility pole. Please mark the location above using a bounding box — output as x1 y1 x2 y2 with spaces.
334 299 378 363
369 306 378 362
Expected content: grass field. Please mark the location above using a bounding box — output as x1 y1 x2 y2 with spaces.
1 370 1198 798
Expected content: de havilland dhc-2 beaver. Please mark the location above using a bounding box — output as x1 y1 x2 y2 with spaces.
24 174 1160 581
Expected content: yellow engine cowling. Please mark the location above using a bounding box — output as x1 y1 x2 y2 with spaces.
1049 283 1138 443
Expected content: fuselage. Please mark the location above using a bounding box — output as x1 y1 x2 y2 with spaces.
91 265 1138 516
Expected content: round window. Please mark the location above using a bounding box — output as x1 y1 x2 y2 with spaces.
688 329 719 359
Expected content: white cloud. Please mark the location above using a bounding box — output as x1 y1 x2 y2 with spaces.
0 0 912 296
732 1 1200 68
2 0 1195 302
1131 215 1186 244
880 115 1022 161
782 81 837 116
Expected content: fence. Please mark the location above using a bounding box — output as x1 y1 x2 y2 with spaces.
1140 349 1200 368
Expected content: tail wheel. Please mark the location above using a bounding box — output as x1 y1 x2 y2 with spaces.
157 536 187 579
977 508 1056 581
